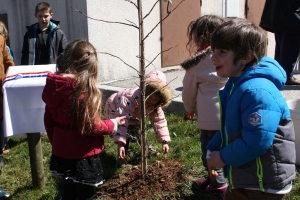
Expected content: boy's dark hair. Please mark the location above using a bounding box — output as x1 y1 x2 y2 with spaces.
211 18 266 66
186 15 224 54
35 2 52 14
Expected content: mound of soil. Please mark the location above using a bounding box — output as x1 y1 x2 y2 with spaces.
96 160 186 200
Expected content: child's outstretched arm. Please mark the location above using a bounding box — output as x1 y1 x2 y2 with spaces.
149 107 171 144
111 116 127 133
85 116 127 136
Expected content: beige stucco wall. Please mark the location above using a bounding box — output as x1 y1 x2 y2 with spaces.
87 0 162 83
0 0 275 82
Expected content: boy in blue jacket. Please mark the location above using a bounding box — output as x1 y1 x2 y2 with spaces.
207 18 296 199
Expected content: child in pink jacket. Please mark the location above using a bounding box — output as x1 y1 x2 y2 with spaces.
105 70 172 167
181 15 228 198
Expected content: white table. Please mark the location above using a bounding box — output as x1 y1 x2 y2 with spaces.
2 64 56 188
3 64 56 137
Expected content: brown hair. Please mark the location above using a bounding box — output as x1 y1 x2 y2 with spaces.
0 21 9 40
35 2 52 14
186 15 224 54
56 39 101 135
211 18 267 66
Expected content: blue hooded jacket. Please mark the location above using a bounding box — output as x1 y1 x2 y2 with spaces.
207 57 296 190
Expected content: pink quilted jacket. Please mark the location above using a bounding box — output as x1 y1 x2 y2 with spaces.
104 70 171 145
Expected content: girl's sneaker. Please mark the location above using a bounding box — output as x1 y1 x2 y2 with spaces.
192 178 211 191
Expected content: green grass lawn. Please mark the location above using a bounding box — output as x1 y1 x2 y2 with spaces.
0 113 299 199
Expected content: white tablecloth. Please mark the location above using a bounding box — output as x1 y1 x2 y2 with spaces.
3 64 56 137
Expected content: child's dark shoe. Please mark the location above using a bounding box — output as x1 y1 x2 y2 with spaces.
206 183 228 199
192 178 211 191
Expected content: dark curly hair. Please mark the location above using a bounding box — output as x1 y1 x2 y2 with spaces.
186 15 224 54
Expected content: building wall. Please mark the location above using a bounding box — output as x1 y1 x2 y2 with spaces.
0 0 275 83
0 0 88 66
87 0 162 83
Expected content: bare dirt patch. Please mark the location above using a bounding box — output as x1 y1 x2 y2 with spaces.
96 159 188 200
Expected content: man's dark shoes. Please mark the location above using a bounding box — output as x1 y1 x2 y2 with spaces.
286 77 300 85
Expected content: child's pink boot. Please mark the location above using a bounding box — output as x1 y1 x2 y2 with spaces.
192 178 211 191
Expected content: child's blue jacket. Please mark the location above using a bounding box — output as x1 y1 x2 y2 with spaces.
207 56 296 190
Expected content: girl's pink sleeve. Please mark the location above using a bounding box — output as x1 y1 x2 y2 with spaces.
150 107 171 143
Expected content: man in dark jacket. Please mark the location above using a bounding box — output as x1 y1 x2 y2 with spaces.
260 0 300 85
21 2 67 65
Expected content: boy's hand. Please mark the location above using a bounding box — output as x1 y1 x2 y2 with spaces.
207 151 225 168
209 166 219 179
184 112 195 120
118 142 126 159
162 144 169 154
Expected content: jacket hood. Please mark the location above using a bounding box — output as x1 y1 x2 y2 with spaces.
180 47 228 84
181 47 212 70
236 57 286 90
145 70 172 108
42 73 77 107
27 19 60 30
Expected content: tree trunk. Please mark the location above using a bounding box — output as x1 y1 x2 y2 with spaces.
137 0 147 174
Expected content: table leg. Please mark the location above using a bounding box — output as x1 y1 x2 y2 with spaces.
27 133 45 189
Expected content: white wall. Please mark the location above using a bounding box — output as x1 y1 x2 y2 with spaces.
87 0 161 83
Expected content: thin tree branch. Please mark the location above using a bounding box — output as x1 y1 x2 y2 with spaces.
70 5 139 29
125 0 138 9
98 52 139 73
142 0 185 42
145 44 179 68
136 55 157 69
143 0 159 20
125 19 138 27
